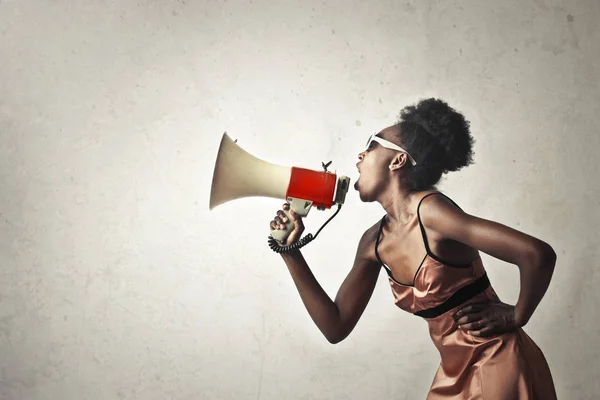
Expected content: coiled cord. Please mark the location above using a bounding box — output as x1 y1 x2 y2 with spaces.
267 204 343 253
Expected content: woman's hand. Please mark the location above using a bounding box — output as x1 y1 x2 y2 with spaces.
270 203 305 245
454 301 521 337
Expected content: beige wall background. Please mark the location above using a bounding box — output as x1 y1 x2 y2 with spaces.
1 0 599 399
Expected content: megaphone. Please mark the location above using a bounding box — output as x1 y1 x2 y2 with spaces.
209 132 351 244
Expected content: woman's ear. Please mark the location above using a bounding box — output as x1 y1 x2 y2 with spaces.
389 153 408 171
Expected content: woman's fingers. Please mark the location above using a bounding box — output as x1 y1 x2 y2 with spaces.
270 207 293 230
270 216 283 230
268 203 305 245
455 311 484 326
455 302 488 318
277 210 289 223
469 326 495 337
459 317 488 331
455 302 517 336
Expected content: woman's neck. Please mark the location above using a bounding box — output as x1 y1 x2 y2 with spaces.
379 186 416 228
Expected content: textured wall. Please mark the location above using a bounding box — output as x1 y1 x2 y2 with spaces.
1 0 599 399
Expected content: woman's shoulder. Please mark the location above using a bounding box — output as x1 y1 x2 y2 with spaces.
416 190 470 241
354 218 386 263
413 190 460 215
360 217 385 245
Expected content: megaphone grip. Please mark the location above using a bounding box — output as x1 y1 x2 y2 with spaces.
269 209 295 243
268 203 343 254
270 197 313 242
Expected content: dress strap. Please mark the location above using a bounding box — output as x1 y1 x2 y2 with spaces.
417 193 440 256
375 215 400 281
417 192 471 268
374 215 386 267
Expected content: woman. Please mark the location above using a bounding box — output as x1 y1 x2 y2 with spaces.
269 98 557 399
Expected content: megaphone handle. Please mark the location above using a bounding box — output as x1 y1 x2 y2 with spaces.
270 198 313 243
269 209 295 243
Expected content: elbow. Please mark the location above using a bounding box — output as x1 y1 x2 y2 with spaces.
541 242 557 266
531 241 557 269
326 333 343 345
325 329 347 345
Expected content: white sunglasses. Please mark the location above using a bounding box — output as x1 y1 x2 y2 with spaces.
365 133 417 166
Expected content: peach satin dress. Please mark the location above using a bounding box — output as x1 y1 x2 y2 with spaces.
375 193 557 399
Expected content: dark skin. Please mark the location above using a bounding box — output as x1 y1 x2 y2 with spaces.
270 126 556 343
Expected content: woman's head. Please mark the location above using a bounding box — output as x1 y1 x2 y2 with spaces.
355 98 475 201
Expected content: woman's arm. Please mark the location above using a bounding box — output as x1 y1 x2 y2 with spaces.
419 195 557 330
281 234 380 344
274 207 381 344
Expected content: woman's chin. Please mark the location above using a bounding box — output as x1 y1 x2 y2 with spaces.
353 182 368 202
354 180 363 195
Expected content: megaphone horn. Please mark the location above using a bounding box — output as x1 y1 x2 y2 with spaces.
209 133 351 243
